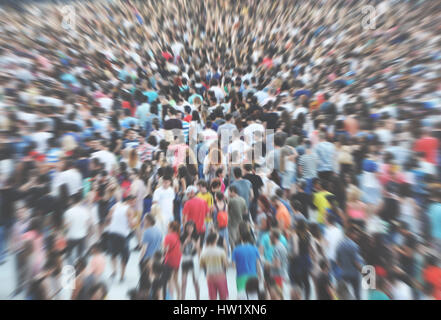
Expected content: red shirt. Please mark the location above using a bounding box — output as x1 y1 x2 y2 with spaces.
414 136 439 164
164 232 181 269
423 265 441 300
162 51 173 61
122 100 135 117
183 115 192 122
183 197 209 234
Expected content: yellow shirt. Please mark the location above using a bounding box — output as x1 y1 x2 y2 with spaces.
197 192 214 222
313 191 332 224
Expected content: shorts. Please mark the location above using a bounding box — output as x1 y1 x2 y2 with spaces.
107 233 130 264
236 275 250 292
181 260 194 272
143 197 153 216
163 263 179 282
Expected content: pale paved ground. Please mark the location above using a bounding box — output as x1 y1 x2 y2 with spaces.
0 238 367 300
0 238 239 300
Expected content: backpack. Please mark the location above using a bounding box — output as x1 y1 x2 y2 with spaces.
217 210 228 229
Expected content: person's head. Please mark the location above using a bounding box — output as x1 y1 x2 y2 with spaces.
210 179 221 192
233 166 242 179
270 195 281 208
309 223 322 240
215 167 224 179
184 220 196 235
225 113 233 123
243 163 253 173
239 223 253 243
270 229 280 245
144 214 156 228
229 185 238 197
197 179 208 193
186 185 198 198
205 232 218 246
162 176 172 189
168 221 180 234
124 194 136 207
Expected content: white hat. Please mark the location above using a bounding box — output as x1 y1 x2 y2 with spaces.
186 186 198 194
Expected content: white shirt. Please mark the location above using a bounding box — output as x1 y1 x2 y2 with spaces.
97 97 114 112
65 204 91 240
171 42 184 57
32 131 53 154
107 202 132 237
202 128 218 145
243 123 265 145
293 107 308 120
91 150 117 173
324 225 344 261
52 168 83 197
228 139 250 161
209 86 225 103
153 186 175 225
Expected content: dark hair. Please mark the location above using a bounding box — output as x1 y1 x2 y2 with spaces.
233 167 242 178
206 232 218 245
145 214 156 226
168 221 180 233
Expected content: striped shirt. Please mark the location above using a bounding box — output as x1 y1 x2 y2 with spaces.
46 148 62 165
200 246 227 276
298 152 318 179
182 121 190 143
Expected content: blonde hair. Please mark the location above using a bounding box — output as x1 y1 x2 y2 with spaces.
128 148 139 169
61 135 78 152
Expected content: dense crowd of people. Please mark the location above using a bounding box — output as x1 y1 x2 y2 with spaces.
0 0 441 300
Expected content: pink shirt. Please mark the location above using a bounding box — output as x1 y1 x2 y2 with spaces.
168 143 188 169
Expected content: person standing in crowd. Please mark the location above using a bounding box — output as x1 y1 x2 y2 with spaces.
182 186 209 245
152 176 175 233
163 221 182 300
232 228 261 299
106 195 137 282
227 186 248 249
200 232 228 300
336 226 364 300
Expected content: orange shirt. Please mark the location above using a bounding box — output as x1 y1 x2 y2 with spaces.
276 204 291 230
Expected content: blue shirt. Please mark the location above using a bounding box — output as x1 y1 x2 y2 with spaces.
336 237 364 278
232 244 260 277
315 141 336 172
143 91 158 103
230 179 252 208
428 202 441 240
142 226 163 260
